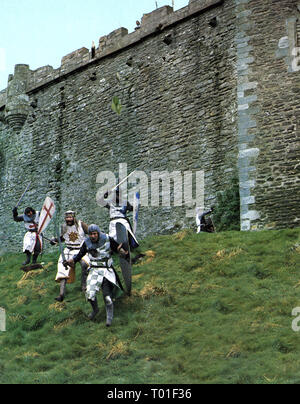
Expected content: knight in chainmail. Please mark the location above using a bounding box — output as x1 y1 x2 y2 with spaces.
67 224 126 327
97 187 139 249
13 206 42 266
51 211 89 302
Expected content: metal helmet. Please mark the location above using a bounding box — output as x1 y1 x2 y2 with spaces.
88 224 101 235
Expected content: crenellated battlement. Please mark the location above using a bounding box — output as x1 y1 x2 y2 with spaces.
0 0 299 243
0 0 222 110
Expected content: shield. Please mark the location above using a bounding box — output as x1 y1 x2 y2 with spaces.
116 222 132 296
38 196 56 235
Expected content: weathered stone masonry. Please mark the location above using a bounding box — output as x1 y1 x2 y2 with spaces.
236 0 300 230
0 0 299 251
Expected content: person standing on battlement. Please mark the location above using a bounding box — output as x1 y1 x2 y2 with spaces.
13 206 42 267
50 211 89 302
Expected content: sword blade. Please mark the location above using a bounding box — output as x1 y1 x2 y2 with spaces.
110 171 136 193
55 224 66 262
16 182 31 208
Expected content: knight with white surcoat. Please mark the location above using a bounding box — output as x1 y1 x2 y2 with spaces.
98 187 139 250
13 206 42 266
51 211 89 302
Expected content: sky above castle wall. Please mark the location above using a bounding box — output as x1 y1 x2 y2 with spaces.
0 0 189 91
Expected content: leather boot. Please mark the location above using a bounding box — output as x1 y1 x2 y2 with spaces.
32 253 39 264
22 251 31 266
55 279 67 302
88 298 99 320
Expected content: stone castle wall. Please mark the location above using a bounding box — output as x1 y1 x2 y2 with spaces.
0 0 299 251
235 0 300 230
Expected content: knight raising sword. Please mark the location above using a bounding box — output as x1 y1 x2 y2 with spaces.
12 188 56 268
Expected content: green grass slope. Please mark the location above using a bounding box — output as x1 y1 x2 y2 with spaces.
0 228 300 384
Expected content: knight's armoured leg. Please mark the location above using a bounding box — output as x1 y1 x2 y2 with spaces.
105 296 114 327
102 278 114 326
55 279 67 302
88 297 99 320
22 250 31 266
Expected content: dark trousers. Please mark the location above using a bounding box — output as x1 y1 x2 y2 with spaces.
34 236 42 253
101 278 114 301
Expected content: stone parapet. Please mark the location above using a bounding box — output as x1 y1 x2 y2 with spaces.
0 0 223 103
0 0 237 250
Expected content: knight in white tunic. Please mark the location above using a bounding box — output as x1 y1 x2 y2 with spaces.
196 208 215 233
51 211 89 302
98 188 139 249
13 206 43 266
67 224 125 327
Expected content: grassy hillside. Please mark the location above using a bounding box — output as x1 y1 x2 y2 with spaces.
0 228 300 384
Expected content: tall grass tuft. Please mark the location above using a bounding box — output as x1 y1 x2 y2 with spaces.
0 228 300 383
